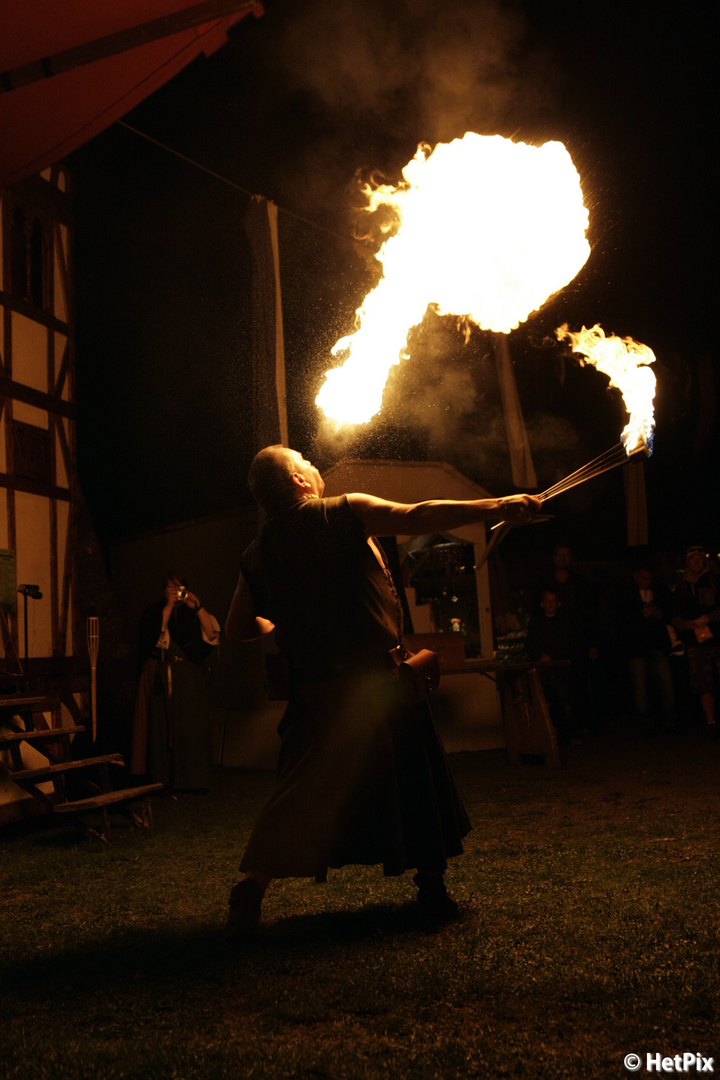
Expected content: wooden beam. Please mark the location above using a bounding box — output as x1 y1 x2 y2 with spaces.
50 491 60 654
0 289 69 335
47 323 60 657
0 1 262 92
53 223 70 327
0 375 74 419
58 473 76 659
54 412 72 482
54 337 70 400
2 295 18 658
0 471 70 502
49 490 61 657
7 177 72 229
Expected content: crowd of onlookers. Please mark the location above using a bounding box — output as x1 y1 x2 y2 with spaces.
517 542 720 745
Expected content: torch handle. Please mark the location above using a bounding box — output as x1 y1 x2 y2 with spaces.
91 666 97 742
86 616 100 743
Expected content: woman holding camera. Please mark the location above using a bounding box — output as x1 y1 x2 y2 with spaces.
131 574 220 791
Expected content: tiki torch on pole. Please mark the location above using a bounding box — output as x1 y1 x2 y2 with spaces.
86 616 99 743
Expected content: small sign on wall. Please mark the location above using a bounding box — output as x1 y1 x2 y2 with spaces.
0 550 17 613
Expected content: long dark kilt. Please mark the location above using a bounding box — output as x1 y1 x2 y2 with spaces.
239 662 471 881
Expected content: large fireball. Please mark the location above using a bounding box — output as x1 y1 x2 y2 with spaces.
316 132 591 425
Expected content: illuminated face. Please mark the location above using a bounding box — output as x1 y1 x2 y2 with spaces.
289 451 325 498
540 591 560 616
165 577 184 604
634 568 652 590
686 549 706 575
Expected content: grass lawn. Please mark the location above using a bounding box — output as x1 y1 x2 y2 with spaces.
2 724 719 1079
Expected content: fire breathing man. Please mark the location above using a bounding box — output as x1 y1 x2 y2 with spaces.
223 444 541 937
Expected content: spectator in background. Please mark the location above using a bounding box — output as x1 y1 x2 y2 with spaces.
672 545 720 730
539 544 600 734
545 545 600 659
525 586 578 744
131 574 220 791
621 563 677 735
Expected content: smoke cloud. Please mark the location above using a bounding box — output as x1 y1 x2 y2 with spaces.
314 310 584 494
276 0 559 145
266 0 566 224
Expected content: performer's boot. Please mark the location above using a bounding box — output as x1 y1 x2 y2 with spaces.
224 876 265 939
413 871 460 922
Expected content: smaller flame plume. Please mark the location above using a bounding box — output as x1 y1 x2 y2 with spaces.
555 323 656 454
486 326 658 560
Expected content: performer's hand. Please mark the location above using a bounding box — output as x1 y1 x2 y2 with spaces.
184 590 200 610
499 494 543 524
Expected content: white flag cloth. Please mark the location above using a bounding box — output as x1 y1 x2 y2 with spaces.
245 196 288 450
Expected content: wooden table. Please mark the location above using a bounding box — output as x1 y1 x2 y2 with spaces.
441 659 570 768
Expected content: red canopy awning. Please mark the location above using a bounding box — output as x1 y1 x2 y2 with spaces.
0 0 263 189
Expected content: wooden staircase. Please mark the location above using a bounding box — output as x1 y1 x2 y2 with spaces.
0 693 163 842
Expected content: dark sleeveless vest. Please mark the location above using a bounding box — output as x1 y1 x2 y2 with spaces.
240 495 402 671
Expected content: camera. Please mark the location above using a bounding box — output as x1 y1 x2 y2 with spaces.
18 584 43 599
176 586 188 601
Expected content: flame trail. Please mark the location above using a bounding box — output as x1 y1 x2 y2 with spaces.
316 132 590 426
555 323 657 454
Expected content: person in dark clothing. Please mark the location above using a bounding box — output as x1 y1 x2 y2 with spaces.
621 564 676 734
672 545 720 729
224 444 541 936
525 587 577 743
539 543 600 733
131 575 220 791
544 545 600 659
525 588 573 664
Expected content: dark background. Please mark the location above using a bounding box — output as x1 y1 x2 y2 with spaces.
69 0 717 560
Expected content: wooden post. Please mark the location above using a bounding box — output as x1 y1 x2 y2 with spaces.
86 617 99 742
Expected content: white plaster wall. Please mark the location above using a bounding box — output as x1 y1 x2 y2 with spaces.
15 492 52 657
11 313 47 393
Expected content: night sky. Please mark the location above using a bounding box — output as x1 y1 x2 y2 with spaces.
70 0 717 559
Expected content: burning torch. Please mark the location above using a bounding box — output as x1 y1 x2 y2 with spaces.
485 322 657 559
